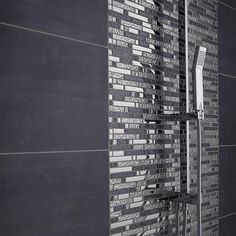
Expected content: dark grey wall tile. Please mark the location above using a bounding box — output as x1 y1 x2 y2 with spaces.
220 214 236 236
0 25 108 152
0 151 109 236
219 0 236 9
218 3 236 75
219 75 236 145
0 0 107 46
219 147 236 217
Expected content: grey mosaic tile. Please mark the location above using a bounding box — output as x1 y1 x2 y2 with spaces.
108 0 218 235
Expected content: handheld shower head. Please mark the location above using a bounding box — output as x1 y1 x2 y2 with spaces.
194 46 207 120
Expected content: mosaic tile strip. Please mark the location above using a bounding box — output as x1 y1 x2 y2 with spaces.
108 0 218 235
187 0 218 235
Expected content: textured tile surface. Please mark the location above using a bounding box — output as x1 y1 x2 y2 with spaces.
218 3 236 75
219 147 236 216
219 75 236 145
0 0 107 46
108 0 218 235
220 214 236 236
0 151 109 236
0 25 108 152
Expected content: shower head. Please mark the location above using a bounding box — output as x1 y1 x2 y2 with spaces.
196 46 207 68
194 46 207 120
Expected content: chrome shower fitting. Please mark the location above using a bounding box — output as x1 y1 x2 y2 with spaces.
143 1 207 234
195 46 207 236
144 45 207 236
195 46 207 120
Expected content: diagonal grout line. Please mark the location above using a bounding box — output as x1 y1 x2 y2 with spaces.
0 21 108 49
0 149 109 156
219 72 236 79
218 1 236 11
219 211 236 220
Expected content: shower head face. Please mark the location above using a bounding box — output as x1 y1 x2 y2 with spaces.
196 46 207 68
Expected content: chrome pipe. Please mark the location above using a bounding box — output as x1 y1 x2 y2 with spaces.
197 120 202 236
184 1 189 235
185 0 190 195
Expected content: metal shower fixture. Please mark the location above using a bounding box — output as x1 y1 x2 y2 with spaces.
195 46 207 120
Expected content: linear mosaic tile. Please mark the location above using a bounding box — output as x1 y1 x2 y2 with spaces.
188 0 218 235
108 0 218 235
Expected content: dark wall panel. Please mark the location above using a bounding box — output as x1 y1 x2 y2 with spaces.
0 152 109 236
218 4 236 75
0 0 107 46
0 0 109 235
0 25 108 152
220 214 236 236
218 1 236 232
219 75 236 145
219 0 236 8
219 147 236 216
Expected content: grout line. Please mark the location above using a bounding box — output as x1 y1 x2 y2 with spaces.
218 1 236 11
219 72 236 79
219 145 236 147
219 211 236 220
0 149 109 156
0 21 108 49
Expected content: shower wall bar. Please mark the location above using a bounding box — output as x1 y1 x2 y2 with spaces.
195 46 207 236
185 0 190 195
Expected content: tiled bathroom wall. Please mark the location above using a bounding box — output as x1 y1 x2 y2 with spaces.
188 1 218 234
109 0 186 234
108 0 218 235
0 0 222 235
0 1 109 235
218 0 236 235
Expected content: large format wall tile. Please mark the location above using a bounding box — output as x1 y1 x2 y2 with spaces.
0 151 109 236
220 215 236 236
219 74 236 145
0 0 107 46
218 4 236 75
0 25 108 152
219 0 236 9
219 147 236 217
